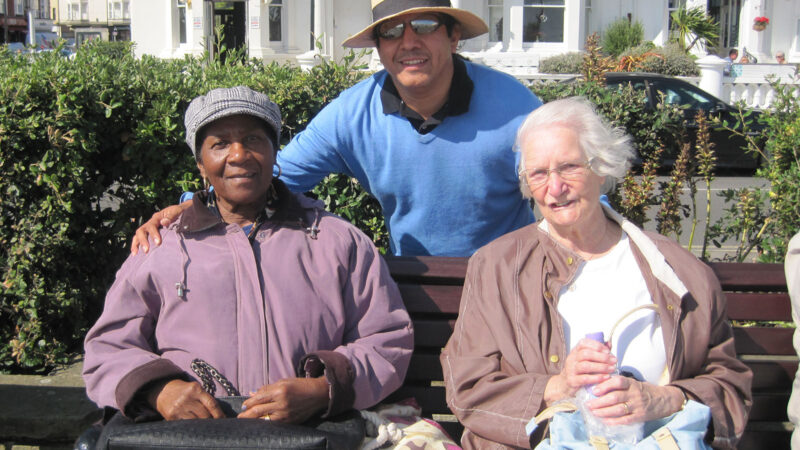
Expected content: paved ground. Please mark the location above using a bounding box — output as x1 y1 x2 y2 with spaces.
646 176 770 262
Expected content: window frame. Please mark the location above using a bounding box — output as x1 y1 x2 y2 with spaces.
177 0 188 45
261 0 287 50
267 0 284 44
67 0 88 21
487 0 503 43
522 0 566 45
485 0 568 49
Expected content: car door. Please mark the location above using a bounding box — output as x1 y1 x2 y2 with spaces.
648 79 757 171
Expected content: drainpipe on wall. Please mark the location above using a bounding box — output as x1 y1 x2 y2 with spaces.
27 8 34 46
4 0 9 44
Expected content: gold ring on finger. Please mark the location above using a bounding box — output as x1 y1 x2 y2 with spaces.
262 413 271 421
622 402 631 415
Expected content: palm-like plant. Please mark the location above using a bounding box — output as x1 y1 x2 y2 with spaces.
670 6 719 53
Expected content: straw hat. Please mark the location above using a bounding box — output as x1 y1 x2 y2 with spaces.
342 0 488 48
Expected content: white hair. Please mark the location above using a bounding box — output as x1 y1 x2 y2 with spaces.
514 97 636 198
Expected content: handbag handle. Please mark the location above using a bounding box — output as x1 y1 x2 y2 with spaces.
532 401 682 450
607 304 660 351
190 358 241 396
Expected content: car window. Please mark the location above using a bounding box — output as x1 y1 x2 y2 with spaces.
656 84 715 110
607 80 646 91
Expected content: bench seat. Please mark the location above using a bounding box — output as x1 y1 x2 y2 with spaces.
385 256 794 450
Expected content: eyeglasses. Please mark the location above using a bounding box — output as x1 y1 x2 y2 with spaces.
376 17 443 40
519 159 594 187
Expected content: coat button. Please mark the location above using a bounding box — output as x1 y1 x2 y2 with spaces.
544 291 553 299
667 305 674 311
550 355 559 363
567 256 574 265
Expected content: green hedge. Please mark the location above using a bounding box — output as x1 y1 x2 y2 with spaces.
0 42 372 373
1 41 793 373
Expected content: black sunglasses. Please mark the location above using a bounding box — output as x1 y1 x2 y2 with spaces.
376 18 443 40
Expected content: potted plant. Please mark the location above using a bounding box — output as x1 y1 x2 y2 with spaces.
753 16 769 31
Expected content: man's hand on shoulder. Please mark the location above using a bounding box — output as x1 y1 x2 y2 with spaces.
130 201 192 255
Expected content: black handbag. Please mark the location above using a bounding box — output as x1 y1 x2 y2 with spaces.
93 359 365 450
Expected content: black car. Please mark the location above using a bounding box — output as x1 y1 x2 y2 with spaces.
604 72 763 172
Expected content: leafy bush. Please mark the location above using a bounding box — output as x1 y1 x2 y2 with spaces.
539 43 698 77
602 19 644 57
621 42 699 76
757 80 800 262
710 77 800 262
0 41 373 373
538 52 584 74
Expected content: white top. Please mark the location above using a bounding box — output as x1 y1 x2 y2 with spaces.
556 231 668 385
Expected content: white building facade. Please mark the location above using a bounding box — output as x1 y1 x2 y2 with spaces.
131 0 799 71
58 0 130 43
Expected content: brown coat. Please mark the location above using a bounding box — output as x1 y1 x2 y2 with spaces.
441 209 752 449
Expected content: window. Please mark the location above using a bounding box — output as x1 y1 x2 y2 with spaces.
268 0 282 42
488 0 503 42
109 0 129 20
77 31 101 46
177 0 187 44
523 0 565 43
67 0 88 21
15 0 24 15
0 1 5 14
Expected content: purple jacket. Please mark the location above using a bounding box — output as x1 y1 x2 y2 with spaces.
83 182 413 418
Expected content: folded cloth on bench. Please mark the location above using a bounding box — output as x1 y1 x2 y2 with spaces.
360 398 461 450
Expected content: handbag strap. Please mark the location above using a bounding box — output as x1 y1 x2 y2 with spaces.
652 427 680 450
190 358 241 396
607 304 660 350
588 436 610 450
532 401 578 426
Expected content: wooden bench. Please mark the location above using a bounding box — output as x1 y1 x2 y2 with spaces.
384 256 794 450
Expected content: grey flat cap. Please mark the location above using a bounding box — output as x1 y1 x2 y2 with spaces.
184 86 281 158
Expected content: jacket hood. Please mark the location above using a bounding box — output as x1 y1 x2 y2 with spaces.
600 204 688 300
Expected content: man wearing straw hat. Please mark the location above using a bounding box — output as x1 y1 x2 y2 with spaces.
134 0 541 258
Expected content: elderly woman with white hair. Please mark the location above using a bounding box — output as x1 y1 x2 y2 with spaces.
441 97 752 449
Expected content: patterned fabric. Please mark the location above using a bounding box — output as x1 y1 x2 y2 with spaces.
205 187 277 242
361 398 461 450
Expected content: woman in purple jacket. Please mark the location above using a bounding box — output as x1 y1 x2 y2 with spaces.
83 86 413 424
